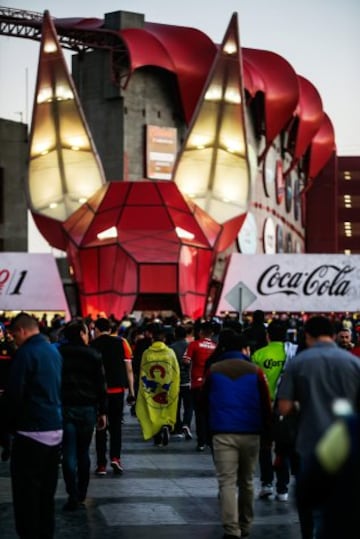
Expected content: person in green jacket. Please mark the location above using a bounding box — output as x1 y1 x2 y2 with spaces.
252 320 298 501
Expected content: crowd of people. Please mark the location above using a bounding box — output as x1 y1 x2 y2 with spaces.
1 308 360 538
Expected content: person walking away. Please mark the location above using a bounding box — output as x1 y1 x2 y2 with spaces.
4 312 63 539
91 317 135 475
242 310 267 355
277 315 360 539
0 322 16 461
170 325 193 439
59 319 107 510
202 332 272 538
252 320 298 501
136 325 180 446
130 323 156 416
296 398 360 539
183 321 216 451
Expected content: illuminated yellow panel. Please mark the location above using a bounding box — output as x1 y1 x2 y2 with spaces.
28 11 105 221
174 13 251 223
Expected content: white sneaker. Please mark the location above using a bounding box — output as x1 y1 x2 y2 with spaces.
275 492 288 502
182 425 193 440
259 484 273 498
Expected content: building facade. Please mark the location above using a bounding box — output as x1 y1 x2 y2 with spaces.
0 119 28 252
1 7 359 318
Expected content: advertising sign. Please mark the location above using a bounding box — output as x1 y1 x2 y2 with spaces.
0 253 70 316
146 125 177 180
216 254 360 314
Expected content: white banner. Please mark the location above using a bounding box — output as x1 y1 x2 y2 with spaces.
216 254 360 313
0 253 70 317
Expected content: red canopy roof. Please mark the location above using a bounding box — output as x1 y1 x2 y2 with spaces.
49 13 335 168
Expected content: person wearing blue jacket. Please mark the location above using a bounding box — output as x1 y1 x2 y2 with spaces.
5 311 63 539
202 331 272 539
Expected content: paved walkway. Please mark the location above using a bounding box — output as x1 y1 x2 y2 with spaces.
0 409 302 538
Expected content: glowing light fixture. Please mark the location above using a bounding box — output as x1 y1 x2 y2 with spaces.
205 87 222 101
56 86 74 101
37 88 53 104
344 221 352 237
344 194 352 208
34 142 52 156
44 41 57 53
224 41 237 55
189 134 211 149
173 13 251 224
97 226 118 240
225 89 241 104
175 226 195 240
28 11 105 223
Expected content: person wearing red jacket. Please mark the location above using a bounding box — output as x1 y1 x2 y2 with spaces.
183 321 216 451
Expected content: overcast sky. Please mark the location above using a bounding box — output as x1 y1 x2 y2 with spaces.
1 0 360 157
1 0 359 156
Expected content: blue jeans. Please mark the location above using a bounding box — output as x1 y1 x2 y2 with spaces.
62 406 97 502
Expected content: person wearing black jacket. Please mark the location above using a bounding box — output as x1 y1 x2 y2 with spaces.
59 319 107 510
242 310 267 355
5 312 63 538
91 317 135 475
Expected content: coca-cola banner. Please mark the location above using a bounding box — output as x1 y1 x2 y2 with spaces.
0 253 70 316
216 254 360 314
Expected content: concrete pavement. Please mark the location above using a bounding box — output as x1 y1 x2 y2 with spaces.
0 409 302 538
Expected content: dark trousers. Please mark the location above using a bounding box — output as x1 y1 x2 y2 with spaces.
296 461 323 539
96 392 124 465
175 385 193 432
191 387 207 446
259 441 298 493
62 406 96 502
11 433 60 539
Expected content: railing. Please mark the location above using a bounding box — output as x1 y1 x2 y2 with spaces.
0 6 130 85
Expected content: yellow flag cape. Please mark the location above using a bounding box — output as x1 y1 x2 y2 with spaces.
135 342 180 440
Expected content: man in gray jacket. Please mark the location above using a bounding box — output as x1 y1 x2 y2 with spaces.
278 315 360 539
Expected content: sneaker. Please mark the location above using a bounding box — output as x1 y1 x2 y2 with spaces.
196 444 205 452
95 465 107 476
275 492 288 502
111 458 124 474
172 433 185 440
182 425 193 440
161 425 170 446
259 484 273 498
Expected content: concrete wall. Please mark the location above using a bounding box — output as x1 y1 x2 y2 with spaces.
72 50 187 182
72 50 124 181
0 119 28 251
